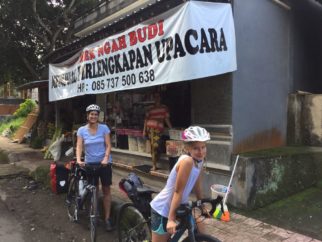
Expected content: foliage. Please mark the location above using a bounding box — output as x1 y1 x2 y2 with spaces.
0 116 25 136
13 99 36 118
30 136 44 149
0 115 14 125
0 99 36 136
0 0 101 85
30 165 51 188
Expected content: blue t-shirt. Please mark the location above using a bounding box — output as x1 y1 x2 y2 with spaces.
77 123 112 164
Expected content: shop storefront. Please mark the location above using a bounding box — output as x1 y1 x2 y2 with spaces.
48 1 237 171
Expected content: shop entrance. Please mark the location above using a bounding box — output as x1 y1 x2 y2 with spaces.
106 82 191 157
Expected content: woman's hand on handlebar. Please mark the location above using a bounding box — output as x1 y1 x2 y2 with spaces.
77 160 85 167
166 219 177 235
101 156 109 166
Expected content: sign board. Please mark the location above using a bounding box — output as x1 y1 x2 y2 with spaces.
49 1 237 101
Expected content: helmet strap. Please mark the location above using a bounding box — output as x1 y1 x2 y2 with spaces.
187 153 203 164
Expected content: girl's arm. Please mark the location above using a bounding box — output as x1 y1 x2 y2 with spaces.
166 157 194 234
193 172 203 200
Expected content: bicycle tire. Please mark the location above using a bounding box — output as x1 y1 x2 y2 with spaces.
117 203 151 242
89 189 97 242
66 176 79 222
182 233 221 242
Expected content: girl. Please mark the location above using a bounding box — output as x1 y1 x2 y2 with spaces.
150 126 210 241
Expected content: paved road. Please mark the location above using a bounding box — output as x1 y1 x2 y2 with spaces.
0 192 24 242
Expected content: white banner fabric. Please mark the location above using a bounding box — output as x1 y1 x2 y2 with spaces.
49 1 237 101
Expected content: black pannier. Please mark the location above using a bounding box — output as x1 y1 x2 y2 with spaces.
119 172 153 219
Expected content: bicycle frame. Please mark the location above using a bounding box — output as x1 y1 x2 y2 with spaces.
67 163 102 242
77 183 96 209
118 173 223 242
169 208 199 242
170 198 223 242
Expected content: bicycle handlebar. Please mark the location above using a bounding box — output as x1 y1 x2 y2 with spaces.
74 163 109 179
175 196 224 224
188 196 224 216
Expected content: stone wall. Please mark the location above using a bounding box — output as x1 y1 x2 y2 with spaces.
228 150 322 209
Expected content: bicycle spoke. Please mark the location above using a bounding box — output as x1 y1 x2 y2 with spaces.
117 204 151 242
66 176 79 222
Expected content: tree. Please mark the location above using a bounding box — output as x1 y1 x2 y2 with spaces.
0 0 99 86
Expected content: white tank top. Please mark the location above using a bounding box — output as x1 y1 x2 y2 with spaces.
150 154 203 218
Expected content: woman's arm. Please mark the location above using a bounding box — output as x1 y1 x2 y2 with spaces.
76 135 85 166
101 133 111 165
167 157 194 234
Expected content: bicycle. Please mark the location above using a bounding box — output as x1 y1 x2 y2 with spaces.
169 198 222 242
66 161 102 242
117 174 223 242
117 177 157 242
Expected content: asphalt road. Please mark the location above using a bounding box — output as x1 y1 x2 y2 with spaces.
0 197 24 242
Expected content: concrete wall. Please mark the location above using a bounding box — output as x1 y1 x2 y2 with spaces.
229 151 322 209
190 74 233 167
232 0 292 153
191 74 232 125
0 105 20 115
287 93 322 146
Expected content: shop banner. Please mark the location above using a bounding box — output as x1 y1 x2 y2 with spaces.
49 1 237 101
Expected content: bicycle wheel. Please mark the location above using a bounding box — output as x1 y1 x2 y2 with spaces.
89 189 97 242
183 234 221 242
182 233 221 242
66 176 79 222
117 203 151 242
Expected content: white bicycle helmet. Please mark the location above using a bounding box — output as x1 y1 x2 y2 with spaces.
182 126 210 142
86 104 101 113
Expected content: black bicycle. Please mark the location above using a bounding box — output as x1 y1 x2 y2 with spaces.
117 175 157 242
170 198 222 242
117 173 223 242
66 162 101 242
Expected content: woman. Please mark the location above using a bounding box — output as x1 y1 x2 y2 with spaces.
143 92 172 171
76 104 113 231
150 126 210 241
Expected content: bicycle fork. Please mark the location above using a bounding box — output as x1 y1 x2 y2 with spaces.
89 186 98 217
170 217 197 242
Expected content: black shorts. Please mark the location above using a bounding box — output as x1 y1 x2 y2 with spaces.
85 163 112 187
150 208 168 235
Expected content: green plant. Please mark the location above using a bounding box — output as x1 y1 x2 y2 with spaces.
0 115 14 125
30 165 51 188
13 99 36 118
0 117 25 136
30 136 44 149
